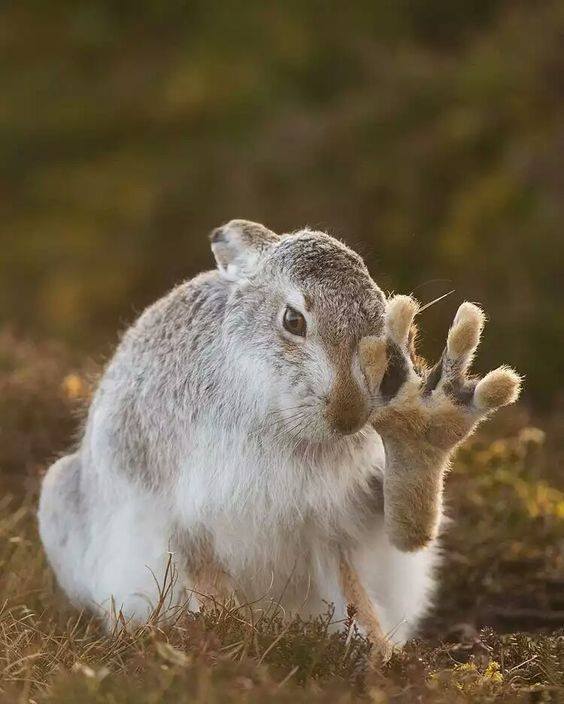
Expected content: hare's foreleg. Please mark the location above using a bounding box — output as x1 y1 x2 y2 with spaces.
339 550 393 664
362 297 521 553
182 534 235 609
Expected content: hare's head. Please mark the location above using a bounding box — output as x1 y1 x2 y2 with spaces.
211 220 387 442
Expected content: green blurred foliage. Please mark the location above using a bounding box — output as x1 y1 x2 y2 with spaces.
0 1 562 405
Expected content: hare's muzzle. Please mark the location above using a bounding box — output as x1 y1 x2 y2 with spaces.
325 372 369 435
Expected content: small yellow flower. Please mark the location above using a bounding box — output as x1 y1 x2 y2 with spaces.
482 660 504 685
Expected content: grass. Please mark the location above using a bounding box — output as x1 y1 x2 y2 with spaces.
0 331 562 702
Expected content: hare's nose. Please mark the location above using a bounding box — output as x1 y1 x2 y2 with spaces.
325 375 369 435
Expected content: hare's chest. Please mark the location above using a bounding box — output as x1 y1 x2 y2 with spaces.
179 424 381 494
174 427 385 546
174 433 385 607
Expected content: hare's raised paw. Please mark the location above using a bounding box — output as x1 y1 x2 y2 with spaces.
366 297 522 450
360 297 522 553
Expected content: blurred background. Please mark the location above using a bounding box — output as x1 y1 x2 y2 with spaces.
1 1 563 408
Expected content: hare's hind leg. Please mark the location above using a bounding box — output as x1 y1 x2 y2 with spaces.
86 486 187 628
40 455 185 627
38 453 91 606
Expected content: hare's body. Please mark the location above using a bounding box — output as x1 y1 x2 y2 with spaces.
39 220 520 657
39 268 436 643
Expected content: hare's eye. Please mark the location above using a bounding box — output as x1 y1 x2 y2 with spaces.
283 306 307 337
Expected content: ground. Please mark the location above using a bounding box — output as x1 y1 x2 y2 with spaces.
0 331 562 702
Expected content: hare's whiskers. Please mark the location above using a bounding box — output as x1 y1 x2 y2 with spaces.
272 410 315 444
264 409 312 435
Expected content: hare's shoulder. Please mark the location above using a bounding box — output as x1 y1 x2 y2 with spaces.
134 270 227 336
111 271 227 366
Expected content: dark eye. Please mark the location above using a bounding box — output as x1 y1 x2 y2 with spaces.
283 306 307 337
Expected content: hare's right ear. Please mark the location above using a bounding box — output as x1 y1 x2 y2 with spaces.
210 219 279 281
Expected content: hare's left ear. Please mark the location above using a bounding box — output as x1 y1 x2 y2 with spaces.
210 219 279 281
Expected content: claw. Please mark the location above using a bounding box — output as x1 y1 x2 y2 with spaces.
386 295 419 347
359 336 387 393
447 302 485 363
474 366 522 411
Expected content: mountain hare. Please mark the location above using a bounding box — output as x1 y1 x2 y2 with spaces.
38 220 521 660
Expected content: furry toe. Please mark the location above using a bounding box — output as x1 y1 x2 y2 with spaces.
386 295 419 347
474 366 522 411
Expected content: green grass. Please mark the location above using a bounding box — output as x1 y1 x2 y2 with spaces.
0 332 562 702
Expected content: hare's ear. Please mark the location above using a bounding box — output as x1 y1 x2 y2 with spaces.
210 219 279 281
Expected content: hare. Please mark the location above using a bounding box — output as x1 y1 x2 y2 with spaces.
38 220 521 660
